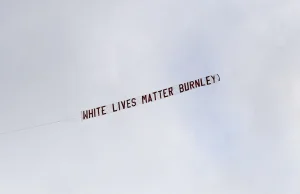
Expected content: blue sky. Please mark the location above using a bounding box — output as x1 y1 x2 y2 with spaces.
0 0 299 193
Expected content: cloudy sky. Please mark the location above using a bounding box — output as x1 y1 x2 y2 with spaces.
0 0 299 193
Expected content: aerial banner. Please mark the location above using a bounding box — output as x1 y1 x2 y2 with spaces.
81 73 220 121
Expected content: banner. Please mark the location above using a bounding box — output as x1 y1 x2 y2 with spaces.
81 74 220 121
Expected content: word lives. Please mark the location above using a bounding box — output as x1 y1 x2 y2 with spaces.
112 98 137 112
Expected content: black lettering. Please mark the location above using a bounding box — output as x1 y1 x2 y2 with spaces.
131 98 136 106
163 88 168 98
142 95 148 104
112 103 118 112
211 75 216 83
206 76 211 85
126 99 131 108
88 109 94 118
168 87 174 96
148 94 153 102
82 110 89 120
101 106 106 115
195 79 200 88
96 107 101 116
179 84 184 93
121 100 126 109
152 91 157 100
200 78 206 86
184 82 190 91
190 81 195 89
158 90 163 99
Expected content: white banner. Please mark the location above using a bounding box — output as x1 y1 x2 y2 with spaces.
81 74 220 121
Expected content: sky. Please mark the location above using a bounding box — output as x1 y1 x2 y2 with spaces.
0 0 299 194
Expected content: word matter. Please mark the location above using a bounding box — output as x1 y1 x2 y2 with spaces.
81 74 220 121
